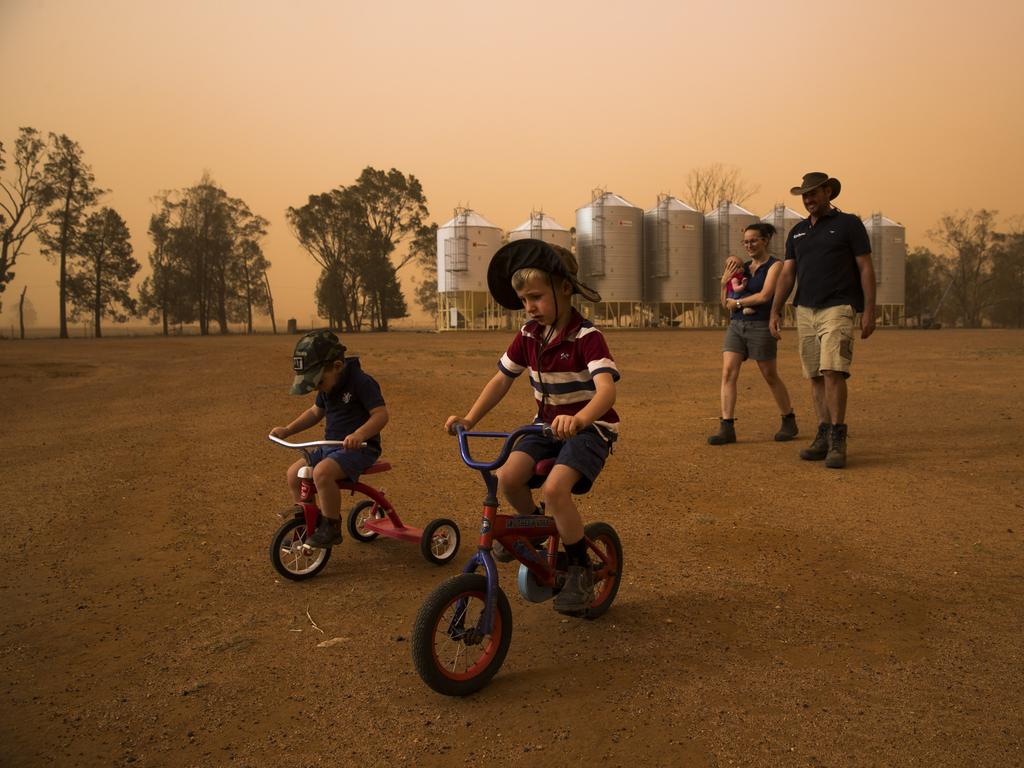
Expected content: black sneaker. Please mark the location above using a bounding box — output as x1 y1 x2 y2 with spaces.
799 422 830 461
774 412 799 442
307 518 342 548
707 418 736 445
825 424 848 469
553 564 594 614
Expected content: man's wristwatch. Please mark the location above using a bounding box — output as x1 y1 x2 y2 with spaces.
736 300 743 310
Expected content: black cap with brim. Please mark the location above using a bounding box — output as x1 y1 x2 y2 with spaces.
486 239 602 310
290 362 326 395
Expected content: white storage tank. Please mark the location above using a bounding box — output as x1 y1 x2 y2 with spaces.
436 208 503 294
508 211 572 250
703 201 759 302
575 190 644 303
643 194 703 303
863 213 906 306
761 204 804 261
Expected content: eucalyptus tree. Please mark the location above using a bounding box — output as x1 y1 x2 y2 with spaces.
66 207 140 337
41 133 103 337
0 127 54 312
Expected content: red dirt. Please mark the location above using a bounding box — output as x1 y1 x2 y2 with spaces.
1 329 1022 767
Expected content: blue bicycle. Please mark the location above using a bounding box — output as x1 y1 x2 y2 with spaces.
410 424 623 696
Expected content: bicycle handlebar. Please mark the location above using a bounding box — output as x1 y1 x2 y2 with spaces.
267 435 367 449
454 423 551 471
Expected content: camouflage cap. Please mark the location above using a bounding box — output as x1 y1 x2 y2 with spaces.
290 329 346 395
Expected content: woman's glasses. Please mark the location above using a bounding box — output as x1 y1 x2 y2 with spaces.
742 238 763 247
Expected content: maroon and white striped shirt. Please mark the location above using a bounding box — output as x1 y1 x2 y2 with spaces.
498 309 620 432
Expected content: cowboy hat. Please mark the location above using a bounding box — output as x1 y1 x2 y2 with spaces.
790 172 841 201
487 239 602 310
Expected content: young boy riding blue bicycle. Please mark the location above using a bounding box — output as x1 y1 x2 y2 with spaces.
444 239 620 614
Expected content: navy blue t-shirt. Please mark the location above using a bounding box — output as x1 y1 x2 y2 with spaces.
731 257 777 322
314 357 386 453
785 208 871 311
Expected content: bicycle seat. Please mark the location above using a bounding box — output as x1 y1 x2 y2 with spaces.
362 461 391 475
534 458 556 477
528 458 589 494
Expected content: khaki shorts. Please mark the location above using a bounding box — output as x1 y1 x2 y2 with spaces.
796 304 857 379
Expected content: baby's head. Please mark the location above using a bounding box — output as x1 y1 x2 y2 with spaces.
290 329 347 395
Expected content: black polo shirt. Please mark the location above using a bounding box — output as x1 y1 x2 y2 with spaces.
785 207 871 311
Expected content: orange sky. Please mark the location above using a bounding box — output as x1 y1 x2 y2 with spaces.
2 0 1023 330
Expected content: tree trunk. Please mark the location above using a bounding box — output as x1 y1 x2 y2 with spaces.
93 245 103 338
263 270 277 334
57 169 77 339
18 286 26 340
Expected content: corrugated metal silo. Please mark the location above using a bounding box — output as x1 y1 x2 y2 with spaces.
643 194 703 303
703 201 759 304
435 207 505 329
761 204 804 260
508 211 572 250
864 213 906 324
575 190 644 304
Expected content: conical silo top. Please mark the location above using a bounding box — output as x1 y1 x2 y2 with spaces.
510 213 569 232
762 206 804 221
440 210 501 229
645 196 699 214
577 191 640 212
708 201 757 217
863 214 902 227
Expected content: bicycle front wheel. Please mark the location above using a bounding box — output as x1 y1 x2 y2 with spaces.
410 573 512 696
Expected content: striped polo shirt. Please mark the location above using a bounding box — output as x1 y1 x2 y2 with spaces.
498 308 620 432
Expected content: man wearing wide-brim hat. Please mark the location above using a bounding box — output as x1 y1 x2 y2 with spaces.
767 171 876 469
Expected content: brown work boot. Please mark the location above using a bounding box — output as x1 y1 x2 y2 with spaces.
707 418 736 445
799 422 829 461
774 412 798 442
825 423 848 469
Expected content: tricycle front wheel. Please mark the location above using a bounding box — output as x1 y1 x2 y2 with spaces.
269 518 331 581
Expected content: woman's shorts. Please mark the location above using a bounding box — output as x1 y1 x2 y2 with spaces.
307 446 379 481
722 319 777 361
512 426 615 495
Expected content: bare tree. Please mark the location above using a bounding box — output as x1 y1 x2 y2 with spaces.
685 162 760 212
0 128 55 313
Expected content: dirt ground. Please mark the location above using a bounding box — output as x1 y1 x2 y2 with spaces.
1 328 1022 767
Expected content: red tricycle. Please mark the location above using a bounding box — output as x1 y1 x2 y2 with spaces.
410 424 623 696
267 435 461 579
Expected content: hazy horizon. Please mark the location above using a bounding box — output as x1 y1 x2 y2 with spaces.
3 0 1023 331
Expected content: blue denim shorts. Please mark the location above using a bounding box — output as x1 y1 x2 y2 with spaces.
308 446 379 481
513 426 616 495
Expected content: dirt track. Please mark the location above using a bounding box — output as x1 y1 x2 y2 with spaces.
1 328 1022 767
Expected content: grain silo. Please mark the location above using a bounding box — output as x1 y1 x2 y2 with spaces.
435 207 506 330
508 211 573 250
643 194 705 326
761 204 804 260
761 204 804 321
703 201 759 316
575 189 644 326
863 213 906 326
